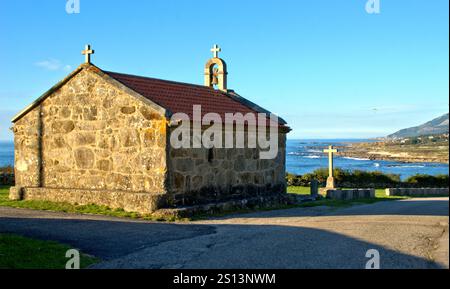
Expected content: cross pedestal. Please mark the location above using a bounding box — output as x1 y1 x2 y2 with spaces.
326 176 335 189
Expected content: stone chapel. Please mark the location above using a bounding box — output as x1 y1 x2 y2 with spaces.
9 45 290 214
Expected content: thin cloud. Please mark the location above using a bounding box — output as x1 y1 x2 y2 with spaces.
35 59 61 70
35 59 72 72
63 65 73 72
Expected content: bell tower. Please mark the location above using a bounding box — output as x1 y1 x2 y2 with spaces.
204 44 228 92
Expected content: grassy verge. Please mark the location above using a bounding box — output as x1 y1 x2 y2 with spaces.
0 233 98 269
287 186 311 195
0 186 186 222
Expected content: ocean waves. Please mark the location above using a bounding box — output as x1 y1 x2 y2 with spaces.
342 157 371 161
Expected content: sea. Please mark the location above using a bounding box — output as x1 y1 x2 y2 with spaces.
287 139 449 179
0 141 14 168
0 139 448 179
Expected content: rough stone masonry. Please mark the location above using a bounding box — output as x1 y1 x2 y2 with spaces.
9 48 290 214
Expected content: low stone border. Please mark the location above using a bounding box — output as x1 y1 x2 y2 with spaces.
320 188 375 200
154 194 295 218
386 188 449 197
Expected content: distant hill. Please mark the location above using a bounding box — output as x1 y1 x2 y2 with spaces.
388 113 449 139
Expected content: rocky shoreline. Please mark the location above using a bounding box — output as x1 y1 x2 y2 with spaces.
338 141 449 164
338 151 448 164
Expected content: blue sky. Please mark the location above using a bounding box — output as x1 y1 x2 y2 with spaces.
0 0 448 140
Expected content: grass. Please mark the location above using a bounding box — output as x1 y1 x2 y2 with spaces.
0 233 98 269
287 186 311 195
0 186 186 222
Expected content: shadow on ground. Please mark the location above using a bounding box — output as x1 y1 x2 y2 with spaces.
0 217 214 260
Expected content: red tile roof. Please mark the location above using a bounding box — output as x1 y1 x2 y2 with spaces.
104 70 287 128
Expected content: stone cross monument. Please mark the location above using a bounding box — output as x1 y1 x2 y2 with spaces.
323 145 338 189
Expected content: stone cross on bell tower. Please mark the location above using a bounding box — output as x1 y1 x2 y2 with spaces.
204 44 228 92
211 44 221 58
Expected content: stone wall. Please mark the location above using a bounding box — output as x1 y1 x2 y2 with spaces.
321 188 375 200
12 67 167 197
166 128 287 206
386 188 449 197
13 109 41 188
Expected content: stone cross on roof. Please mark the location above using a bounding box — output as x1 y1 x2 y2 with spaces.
211 44 221 58
81 44 95 64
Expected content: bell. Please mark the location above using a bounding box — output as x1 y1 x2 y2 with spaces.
211 74 219 85
211 67 219 86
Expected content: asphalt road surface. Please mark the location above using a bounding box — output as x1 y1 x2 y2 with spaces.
0 197 448 269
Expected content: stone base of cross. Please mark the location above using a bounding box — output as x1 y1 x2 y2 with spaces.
326 176 335 189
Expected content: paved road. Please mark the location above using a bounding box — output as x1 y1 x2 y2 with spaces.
0 198 448 269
